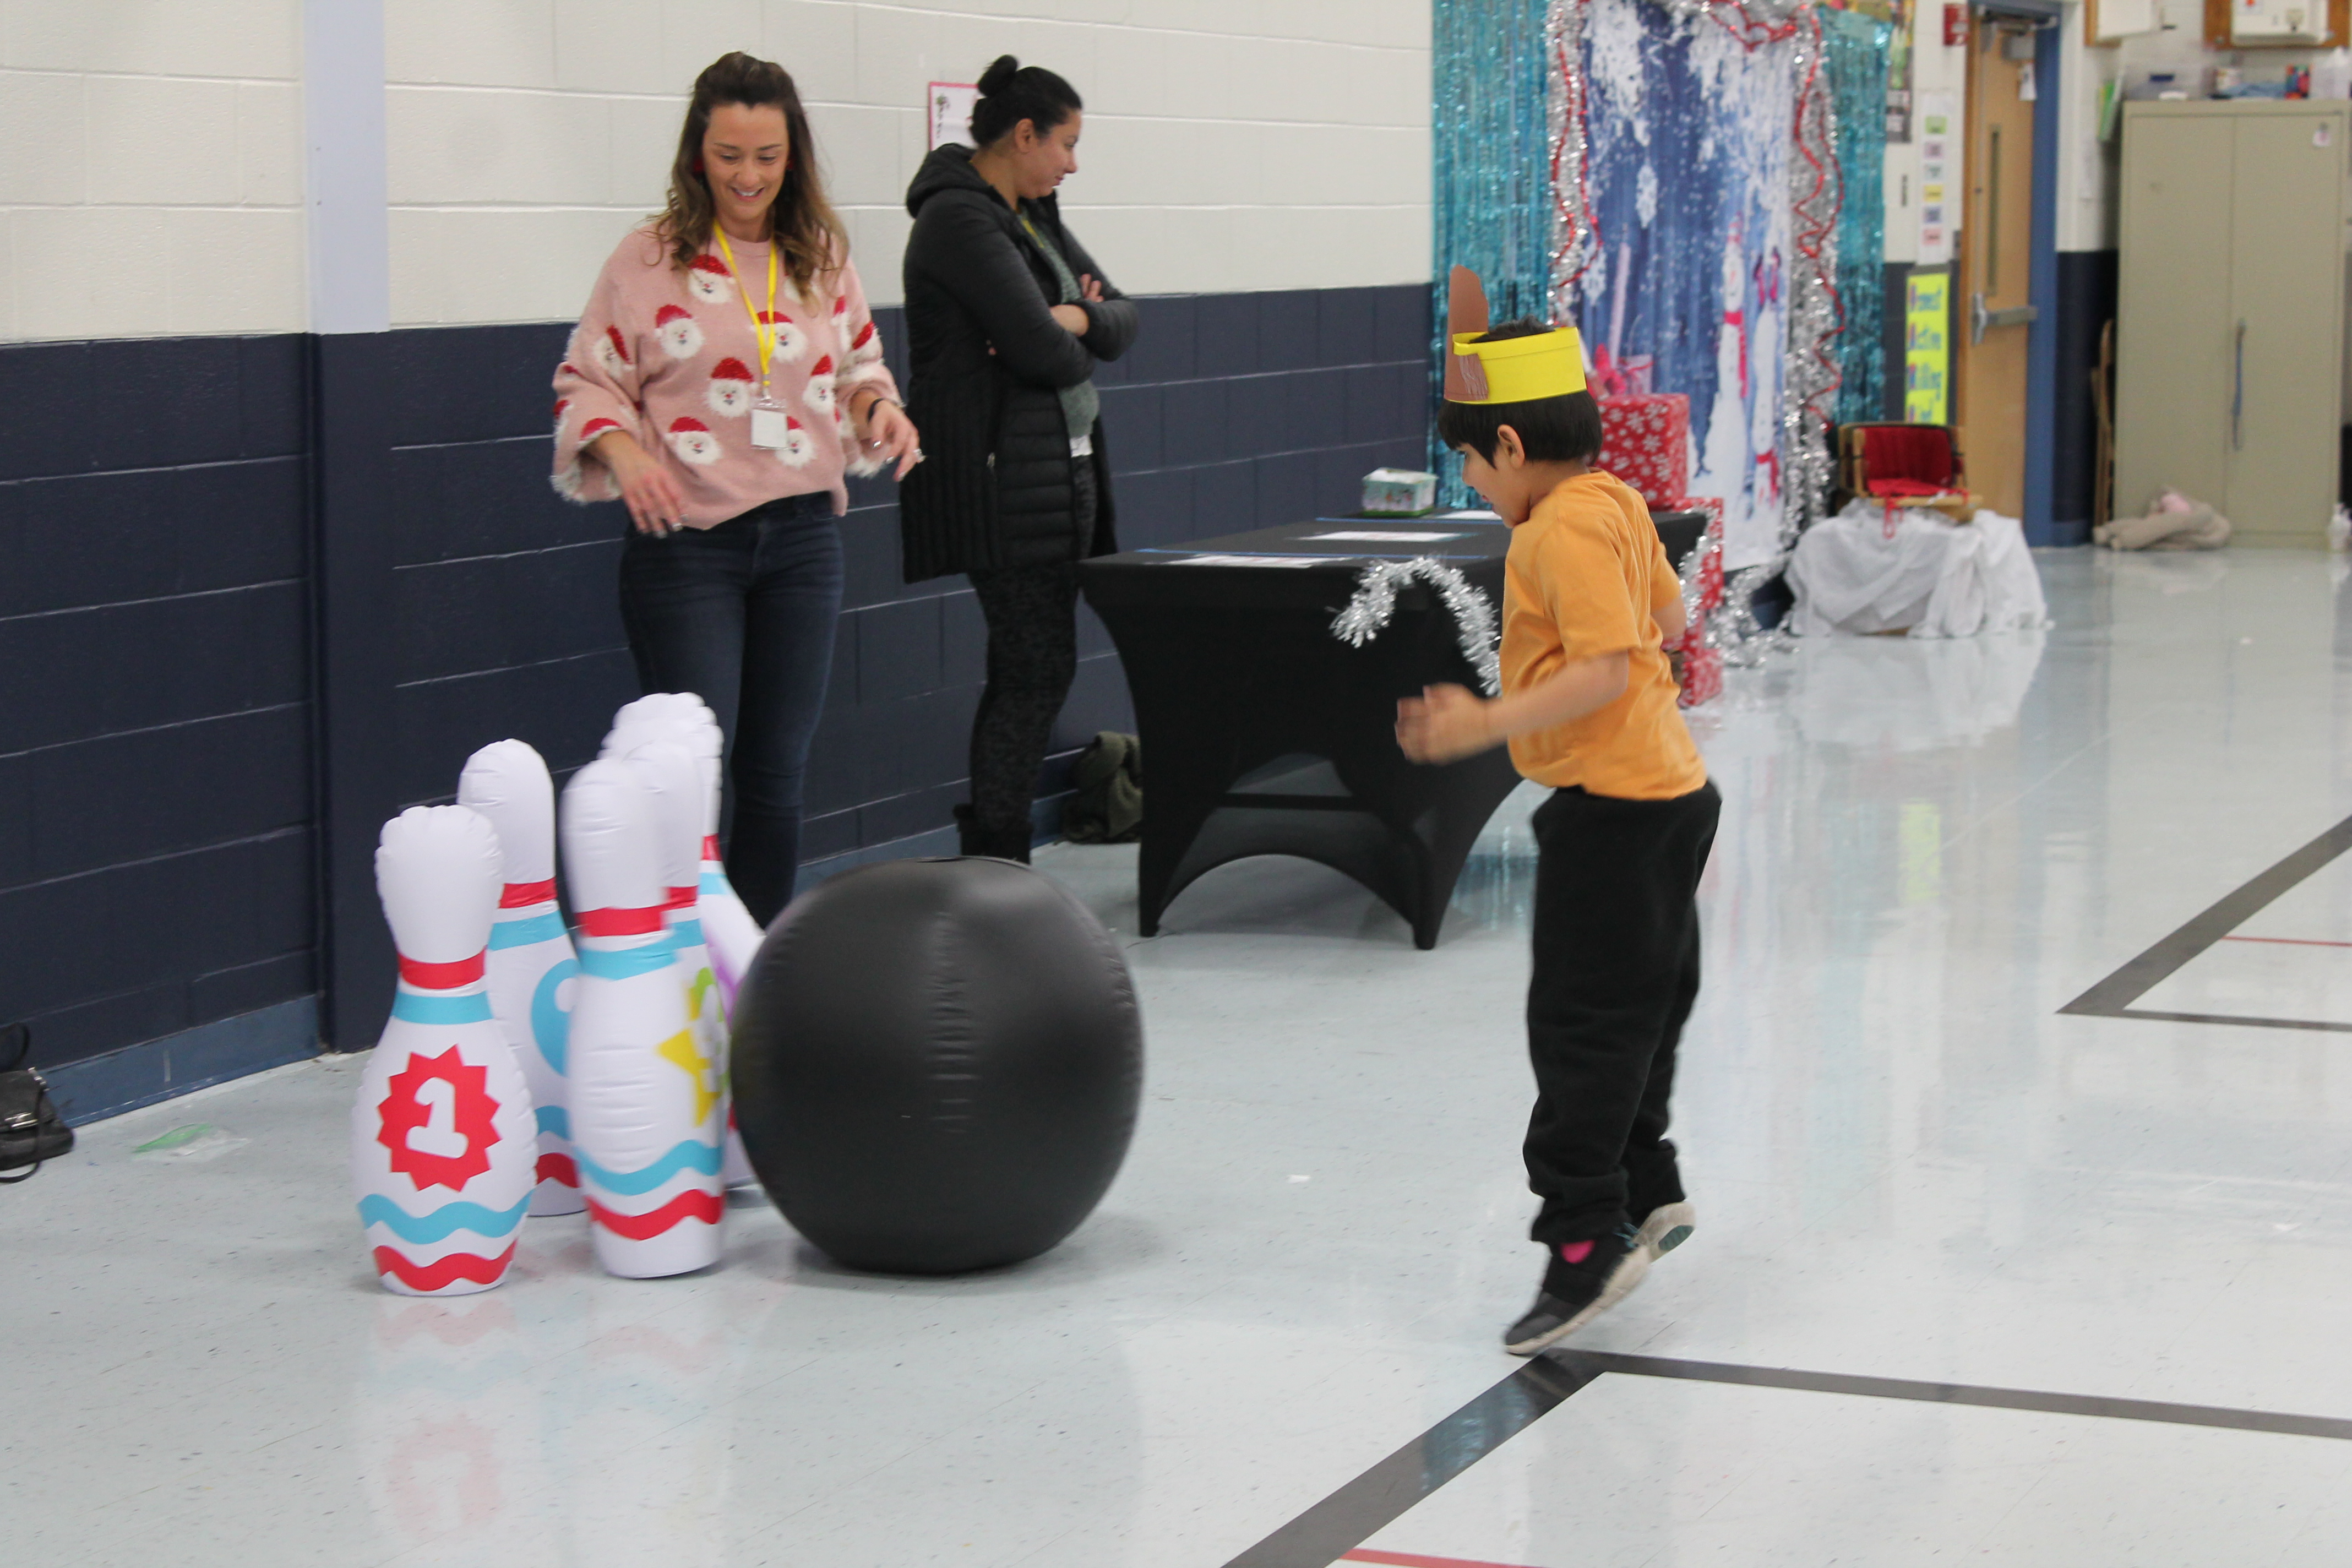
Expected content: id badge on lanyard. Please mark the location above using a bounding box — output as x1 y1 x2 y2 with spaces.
750 399 788 450
717 230 788 449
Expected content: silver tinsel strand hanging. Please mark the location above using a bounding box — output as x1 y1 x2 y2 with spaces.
1547 0 1597 320
1779 2 1843 547
1329 557 1503 696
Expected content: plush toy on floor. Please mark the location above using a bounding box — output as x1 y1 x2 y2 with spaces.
729 857 1144 1274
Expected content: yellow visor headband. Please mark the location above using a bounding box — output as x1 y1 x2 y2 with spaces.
1446 326 1588 405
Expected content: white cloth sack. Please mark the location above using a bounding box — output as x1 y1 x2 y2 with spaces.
1788 500 2048 638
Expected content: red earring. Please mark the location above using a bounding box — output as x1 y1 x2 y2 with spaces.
692 156 705 176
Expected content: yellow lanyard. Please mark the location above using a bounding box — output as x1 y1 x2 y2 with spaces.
712 228 780 394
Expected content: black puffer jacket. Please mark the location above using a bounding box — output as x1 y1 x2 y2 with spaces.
898 145 1139 582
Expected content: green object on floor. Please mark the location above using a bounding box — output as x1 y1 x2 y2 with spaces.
1063 732 1143 844
134 1124 216 1153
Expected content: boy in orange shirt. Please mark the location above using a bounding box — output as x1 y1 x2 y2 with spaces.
1398 271 1719 1355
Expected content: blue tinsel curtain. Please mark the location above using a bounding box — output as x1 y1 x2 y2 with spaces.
1821 6 1891 427
1431 0 1556 505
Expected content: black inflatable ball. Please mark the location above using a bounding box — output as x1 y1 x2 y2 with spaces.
730 857 1144 1274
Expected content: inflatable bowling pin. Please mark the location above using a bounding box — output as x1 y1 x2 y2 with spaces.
605 694 761 1004
459 739 585 1217
672 702 765 1009
560 760 725 1277
353 807 537 1295
627 741 725 1071
607 698 761 1186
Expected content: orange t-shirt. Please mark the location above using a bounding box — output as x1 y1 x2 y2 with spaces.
1500 471 1707 799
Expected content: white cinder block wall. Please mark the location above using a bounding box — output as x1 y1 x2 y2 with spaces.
384 0 1433 328
0 0 308 340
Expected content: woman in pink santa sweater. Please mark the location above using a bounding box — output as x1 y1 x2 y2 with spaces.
553 52 919 922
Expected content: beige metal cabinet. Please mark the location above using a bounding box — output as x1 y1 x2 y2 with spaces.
2116 101 2346 543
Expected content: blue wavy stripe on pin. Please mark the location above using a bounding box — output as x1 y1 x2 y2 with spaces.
578 1138 722 1195
699 872 729 893
489 909 567 949
671 918 704 947
357 1193 530 1243
536 1105 571 1139
532 957 578 1072
390 990 496 1025
575 938 676 981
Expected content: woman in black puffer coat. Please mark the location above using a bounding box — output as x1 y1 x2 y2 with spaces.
899 55 1139 861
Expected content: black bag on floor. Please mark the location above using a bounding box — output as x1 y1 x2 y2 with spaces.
0 1023 73 1183
1062 732 1144 845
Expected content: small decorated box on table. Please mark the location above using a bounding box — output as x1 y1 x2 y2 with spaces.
1360 468 1438 517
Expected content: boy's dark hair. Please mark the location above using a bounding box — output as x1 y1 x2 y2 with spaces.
1435 318 1605 466
971 55 1083 148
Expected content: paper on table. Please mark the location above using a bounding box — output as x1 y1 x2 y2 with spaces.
1308 530 1466 542
1439 508 1503 520
1173 554 1330 568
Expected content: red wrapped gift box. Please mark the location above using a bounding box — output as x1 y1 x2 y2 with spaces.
1598 395 1724 709
1597 393 1691 511
1663 509 1725 710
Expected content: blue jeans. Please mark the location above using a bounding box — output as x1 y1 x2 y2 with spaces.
617 492 842 924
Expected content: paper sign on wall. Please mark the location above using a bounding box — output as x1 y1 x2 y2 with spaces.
928 82 977 149
1905 271 1951 425
1915 91 1962 266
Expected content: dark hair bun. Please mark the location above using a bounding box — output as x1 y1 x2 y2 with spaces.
967 56 1083 149
978 54 1021 95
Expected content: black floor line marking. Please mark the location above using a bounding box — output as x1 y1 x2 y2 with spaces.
1555 1349 2352 1442
1219 1357 1594 1568
2061 809 2352 1028
1227 1351 2352 1567
2101 1008 2352 1036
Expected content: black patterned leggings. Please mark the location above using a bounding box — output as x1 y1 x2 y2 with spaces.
963 560 1081 840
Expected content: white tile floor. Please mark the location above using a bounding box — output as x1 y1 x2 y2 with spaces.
9 548 2352 1567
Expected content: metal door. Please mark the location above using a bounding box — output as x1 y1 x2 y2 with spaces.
2224 107 2347 542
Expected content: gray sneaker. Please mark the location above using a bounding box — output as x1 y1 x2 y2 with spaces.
1634 1200 1696 1260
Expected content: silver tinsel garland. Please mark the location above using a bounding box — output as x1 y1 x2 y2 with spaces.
1329 557 1504 696
1779 2 1843 546
1546 0 1598 318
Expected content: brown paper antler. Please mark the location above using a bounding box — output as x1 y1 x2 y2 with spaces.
1444 265 1491 403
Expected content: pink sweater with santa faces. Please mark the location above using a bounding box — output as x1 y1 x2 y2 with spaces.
552 226 900 527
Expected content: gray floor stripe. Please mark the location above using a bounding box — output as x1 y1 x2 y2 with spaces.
1229 1349 2352 1566
1219 1355 1596 1568
2061 811 2352 1018
1555 1349 2352 1442
2113 1006 2352 1035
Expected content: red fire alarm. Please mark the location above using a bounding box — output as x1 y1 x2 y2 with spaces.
1943 3 1968 45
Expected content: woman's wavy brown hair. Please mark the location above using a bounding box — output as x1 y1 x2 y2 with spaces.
655 52 846 296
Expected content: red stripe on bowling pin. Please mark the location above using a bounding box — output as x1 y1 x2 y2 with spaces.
577 905 666 937
399 950 487 988
499 878 558 907
586 1190 724 1239
372 1243 518 1292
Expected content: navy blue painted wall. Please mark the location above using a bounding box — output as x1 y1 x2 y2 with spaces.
2050 249 2117 541
1 283 1433 1091
0 336 315 1076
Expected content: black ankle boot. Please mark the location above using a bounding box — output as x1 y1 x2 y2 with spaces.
954 805 1032 864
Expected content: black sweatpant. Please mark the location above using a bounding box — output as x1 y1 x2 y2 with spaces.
1525 779 1721 1248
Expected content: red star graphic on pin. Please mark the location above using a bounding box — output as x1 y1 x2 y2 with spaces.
377 1047 500 1193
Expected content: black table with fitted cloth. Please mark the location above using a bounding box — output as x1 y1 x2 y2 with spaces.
1079 510 1706 950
